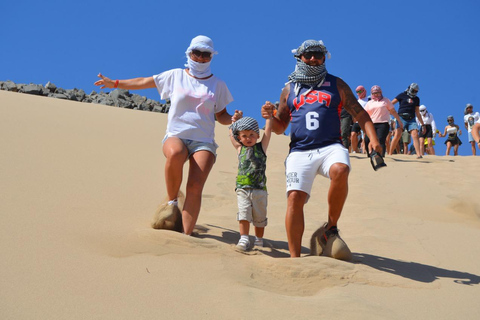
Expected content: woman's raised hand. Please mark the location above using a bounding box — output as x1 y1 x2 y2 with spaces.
94 73 113 89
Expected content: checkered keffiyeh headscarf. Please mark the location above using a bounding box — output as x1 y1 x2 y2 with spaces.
287 40 331 96
230 117 259 142
406 83 419 98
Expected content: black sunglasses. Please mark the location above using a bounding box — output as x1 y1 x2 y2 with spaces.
192 49 212 59
302 51 324 59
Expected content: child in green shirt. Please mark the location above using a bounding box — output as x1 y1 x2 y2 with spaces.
229 113 272 252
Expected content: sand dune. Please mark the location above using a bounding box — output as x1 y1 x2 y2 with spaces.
1 90 479 319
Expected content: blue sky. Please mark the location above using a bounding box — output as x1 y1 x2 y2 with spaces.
2 0 479 156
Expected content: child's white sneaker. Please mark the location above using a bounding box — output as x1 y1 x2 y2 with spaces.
254 238 264 247
236 237 250 252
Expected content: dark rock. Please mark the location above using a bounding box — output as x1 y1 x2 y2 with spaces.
131 93 147 106
3 80 19 92
50 93 69 99
55 87 66 94
75 89 86 101
94 95 115 106
110 89 134 108
64 89 78 101
22 84 44 95
45 81 57 93
1 80 169 114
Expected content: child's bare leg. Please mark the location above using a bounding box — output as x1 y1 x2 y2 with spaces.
254 226 265 238
239 220 250 236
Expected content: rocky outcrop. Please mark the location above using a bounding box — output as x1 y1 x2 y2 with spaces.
0 80 170 113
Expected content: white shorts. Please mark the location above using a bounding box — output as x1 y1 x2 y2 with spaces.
285 143 350 203
236 188 268 227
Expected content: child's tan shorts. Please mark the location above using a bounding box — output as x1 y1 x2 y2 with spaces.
236 188 268 227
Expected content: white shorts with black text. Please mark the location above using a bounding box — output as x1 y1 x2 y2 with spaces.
285 143 350 203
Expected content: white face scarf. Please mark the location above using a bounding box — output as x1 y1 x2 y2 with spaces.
185 57 212 78
184 35 217 78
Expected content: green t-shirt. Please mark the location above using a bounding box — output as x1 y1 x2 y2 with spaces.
236 142 267 190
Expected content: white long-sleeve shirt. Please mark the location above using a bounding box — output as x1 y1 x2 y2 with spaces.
417 111 437 133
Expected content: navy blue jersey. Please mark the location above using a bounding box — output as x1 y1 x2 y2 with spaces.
395 92 420 115
286 73 343 152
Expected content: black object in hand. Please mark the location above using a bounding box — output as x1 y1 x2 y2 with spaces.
370 151 387 171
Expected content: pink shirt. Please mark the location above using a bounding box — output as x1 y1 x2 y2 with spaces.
364 98 395 123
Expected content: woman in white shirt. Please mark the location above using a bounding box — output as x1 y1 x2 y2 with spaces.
95 35 242 235
417 105 437 155
464 103 480 155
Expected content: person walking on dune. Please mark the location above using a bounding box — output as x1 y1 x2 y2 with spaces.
261 39 381 260
388 83 426 158
439 115 462 156
464 103 480 155
229 115 272 252
94 35 242 235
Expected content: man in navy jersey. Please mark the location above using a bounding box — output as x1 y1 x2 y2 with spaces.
262 40 381 259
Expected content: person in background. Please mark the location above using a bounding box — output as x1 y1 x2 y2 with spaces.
401 129 411 155
464 103 480 156
363 85 403 157
424 134 436 155
350 85 368 153
472 122 480 149
94 35 242 235
417 105 437 155
389 83 426 158
385 118 396 155
439 115 462 156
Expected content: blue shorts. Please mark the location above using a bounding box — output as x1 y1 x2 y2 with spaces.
396 117 419 132
163 136 218 158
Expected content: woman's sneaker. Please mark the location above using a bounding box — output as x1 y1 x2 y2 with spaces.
236 237 250 252
310 223 352 261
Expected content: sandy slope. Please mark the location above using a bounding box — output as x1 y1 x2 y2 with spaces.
1 90 479 319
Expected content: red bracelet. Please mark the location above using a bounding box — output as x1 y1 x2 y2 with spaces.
114 79 119 88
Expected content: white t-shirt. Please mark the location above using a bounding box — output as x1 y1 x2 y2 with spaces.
153 68 233 143
354 97 368 124
464 112 480 132
358 97 368 108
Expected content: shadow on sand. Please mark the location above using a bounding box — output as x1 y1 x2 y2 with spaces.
353 252 480 285
196 224 303 258
194 225 479 285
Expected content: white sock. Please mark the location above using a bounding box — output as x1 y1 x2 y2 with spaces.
240 235 249 241
167 199 178 206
